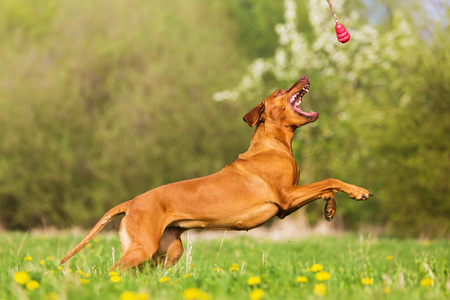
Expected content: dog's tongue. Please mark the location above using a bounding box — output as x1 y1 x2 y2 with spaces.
303 111 318 117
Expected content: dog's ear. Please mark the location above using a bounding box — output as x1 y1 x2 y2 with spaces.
243 101 265 127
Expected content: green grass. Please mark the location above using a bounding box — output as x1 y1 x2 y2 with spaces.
0 231 448 299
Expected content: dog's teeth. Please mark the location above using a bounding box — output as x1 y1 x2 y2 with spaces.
291 90 305 105
305 89 309 92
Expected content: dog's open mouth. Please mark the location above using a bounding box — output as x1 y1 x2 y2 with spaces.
288 77 318 119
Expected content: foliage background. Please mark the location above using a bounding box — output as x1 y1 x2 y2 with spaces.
0 0 448 238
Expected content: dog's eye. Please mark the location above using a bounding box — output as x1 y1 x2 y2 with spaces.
276 90 285 97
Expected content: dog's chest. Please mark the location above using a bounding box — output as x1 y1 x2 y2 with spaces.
235 151 300 187
262 156 300 187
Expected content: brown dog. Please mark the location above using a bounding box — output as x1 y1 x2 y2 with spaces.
60 76 372 271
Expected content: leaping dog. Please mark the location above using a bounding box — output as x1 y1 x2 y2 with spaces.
61 76 372 271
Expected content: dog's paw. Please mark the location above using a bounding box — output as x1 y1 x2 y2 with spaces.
322 195 336 222
350 188 373 201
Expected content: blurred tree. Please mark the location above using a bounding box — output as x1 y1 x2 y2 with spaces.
0 0 257 229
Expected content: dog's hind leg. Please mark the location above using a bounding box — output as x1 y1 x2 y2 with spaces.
155 227 185 268
111 204 165 271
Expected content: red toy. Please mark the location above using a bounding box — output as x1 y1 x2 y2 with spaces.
327 0 351 44
335 22 350 43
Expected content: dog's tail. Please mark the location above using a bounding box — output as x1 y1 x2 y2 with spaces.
60 200 131 265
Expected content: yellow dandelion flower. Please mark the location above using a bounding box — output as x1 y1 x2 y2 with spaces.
183 274 192 279
311 264 323 272
50 270 55 274
109 271 118 277
159 276 170 283
183 288 200 300
120 291 137 300
110 275 121 283
24 256 32 261
13 271 30 285
136 292 150 300
80 278 90 284
247 276 261 285
315 271 331 282
361 278 374 285
57 267 62 271
306 268 311 272
232 263 239 268
47 256 54 261
420 278 433 287
384 287 391 294
40 260 45 265
296 275 308 283
183 287 211 300
93 237 100 243
77 270 85 275
85 273 91 278
249 289 264 300
168 268 173 273
26 280 40 291
214 267 221 272
313 283 326 296
68 269 72 273
386 255 393 260
230 266 239 272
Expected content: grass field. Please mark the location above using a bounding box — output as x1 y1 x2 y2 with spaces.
0 231 448 300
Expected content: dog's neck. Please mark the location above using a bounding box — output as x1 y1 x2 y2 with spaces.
247 121 295 156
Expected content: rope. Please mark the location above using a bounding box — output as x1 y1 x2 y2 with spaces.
326 0 339 24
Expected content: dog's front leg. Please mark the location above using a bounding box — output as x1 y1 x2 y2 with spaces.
277 179 372 219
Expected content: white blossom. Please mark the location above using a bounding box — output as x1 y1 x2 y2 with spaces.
213 0 412 102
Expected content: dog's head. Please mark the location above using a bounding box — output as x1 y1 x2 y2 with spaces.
243 76 319 129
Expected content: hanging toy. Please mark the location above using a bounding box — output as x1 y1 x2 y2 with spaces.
326 0 350 44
